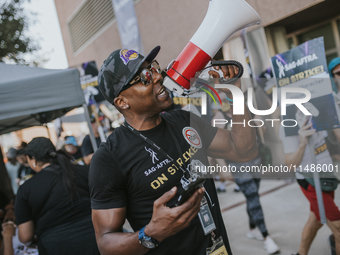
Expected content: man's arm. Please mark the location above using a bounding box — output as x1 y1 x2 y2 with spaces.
92 186 204 255
17 220 34 244
1 222 16 255
208 127 257 162
207 66 257 162
284 144 308 167
3 201 15 222
81 136 95 165
283 119 315 166
332 128 340 143
83 153 94 165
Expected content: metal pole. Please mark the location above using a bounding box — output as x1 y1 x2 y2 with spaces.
45 125 51 139
308 136 327 224
90 104 106 143
97 126 106 143
83 103 98 152
242 29 265 144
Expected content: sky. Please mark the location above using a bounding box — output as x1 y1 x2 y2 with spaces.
23 0 68 69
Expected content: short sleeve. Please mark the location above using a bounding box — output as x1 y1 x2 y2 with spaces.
188 111 218 148
279 126 300 154
89 145 127 210
15 186 33 225
0 191 9 210
81 135 94 157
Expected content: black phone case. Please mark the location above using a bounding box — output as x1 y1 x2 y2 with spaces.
175 177 206 206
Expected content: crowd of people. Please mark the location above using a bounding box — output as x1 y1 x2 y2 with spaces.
0 115 104 254
1 47 340 255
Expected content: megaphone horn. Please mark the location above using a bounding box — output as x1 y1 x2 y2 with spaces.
164 0 261 95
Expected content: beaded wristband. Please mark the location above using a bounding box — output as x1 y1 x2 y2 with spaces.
226 95 233 105
225 95 233 102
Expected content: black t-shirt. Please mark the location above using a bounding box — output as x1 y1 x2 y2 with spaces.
0 190 9 211
69 146 85 165
15 164 92 237
89 109 232 255
81 135 101 157
17 165 35 179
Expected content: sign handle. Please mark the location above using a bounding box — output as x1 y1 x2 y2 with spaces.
308 136 327 224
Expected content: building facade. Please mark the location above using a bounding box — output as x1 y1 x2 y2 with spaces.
54 0 340 68
54 0 340 165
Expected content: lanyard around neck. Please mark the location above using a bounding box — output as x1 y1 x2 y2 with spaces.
124 119 188 176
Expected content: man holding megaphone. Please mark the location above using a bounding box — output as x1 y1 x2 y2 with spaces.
88 45 258 255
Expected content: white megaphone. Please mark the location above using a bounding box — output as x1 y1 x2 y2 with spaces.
164 0 261 95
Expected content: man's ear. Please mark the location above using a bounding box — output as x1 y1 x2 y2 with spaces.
114 96 130 110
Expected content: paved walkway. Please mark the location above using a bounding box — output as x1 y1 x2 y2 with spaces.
122 177 340 254
218 178 340 255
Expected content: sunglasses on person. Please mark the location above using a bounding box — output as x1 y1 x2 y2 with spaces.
333 70 340 77
129 60 161 86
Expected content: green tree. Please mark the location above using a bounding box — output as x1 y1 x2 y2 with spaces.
0 0 39 65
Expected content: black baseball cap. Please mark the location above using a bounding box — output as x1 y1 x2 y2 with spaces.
7 148 17 159
26 137 56 159
98 46 161 105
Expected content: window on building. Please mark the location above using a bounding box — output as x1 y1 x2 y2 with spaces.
67 0 140 54
297 24 335 51
287 19 340 65
68 0 116 53
287 37 294 49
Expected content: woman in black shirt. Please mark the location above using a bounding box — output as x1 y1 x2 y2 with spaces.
15 137 100 255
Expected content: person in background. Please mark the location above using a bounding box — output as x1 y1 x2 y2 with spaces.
325 57 340 255
17 142 27 150
208 70 279 254
1 221 38 255
329 57 340 103
16 149 35 186
81 115 101 165
64 136 84 165
1 221 16 255
209 103 231 193
280 117 340 255
14 137 100 255
327 57 340 166
5 148 20 195
0 191 38 255
0 191 15 223
0 190 16 255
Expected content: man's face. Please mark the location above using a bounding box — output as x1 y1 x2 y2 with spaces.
65 144 77 154
332 64 340 86
120 61 173 114
17 155 28 166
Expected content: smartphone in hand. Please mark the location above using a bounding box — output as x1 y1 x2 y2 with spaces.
175 177 205 206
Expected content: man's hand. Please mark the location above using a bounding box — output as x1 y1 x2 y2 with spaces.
1 221 16 238
284 117 316 167
3 209 15 223
298 117 315 147
4 201 15 223
208 65 241 93
144 186 205 242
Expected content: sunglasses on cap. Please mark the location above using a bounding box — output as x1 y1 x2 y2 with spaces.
129 60 161 86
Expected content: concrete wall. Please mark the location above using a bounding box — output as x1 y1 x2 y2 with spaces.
55 0 209 69
54 0 324 69
247 0 323 26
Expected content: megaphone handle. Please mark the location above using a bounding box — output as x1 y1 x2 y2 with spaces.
210 60 244 82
